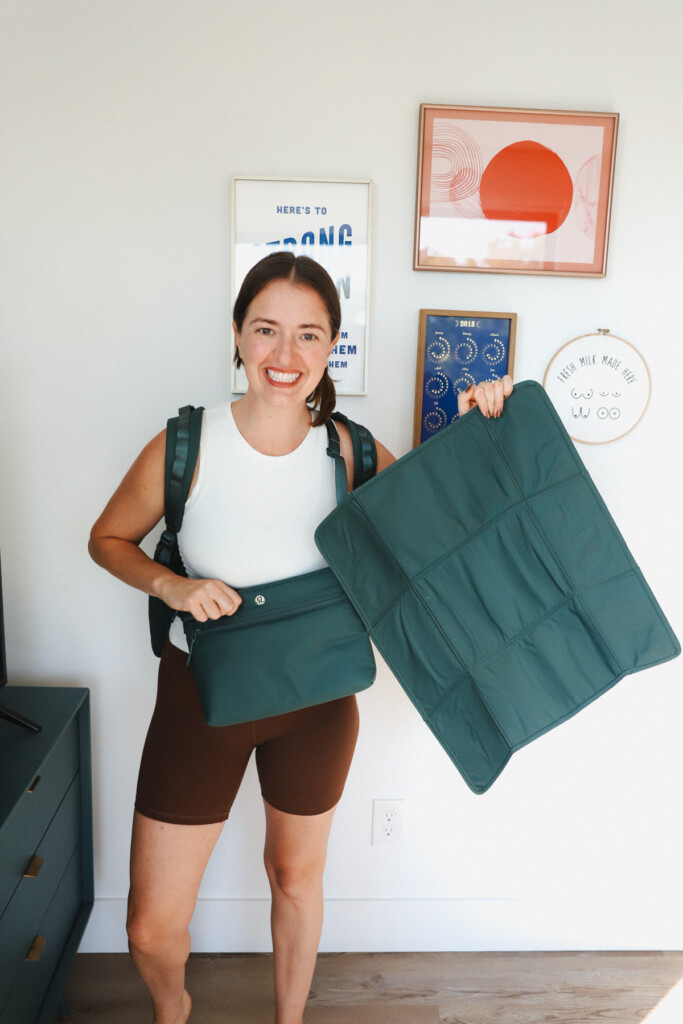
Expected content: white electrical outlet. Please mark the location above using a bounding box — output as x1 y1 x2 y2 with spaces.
371 799 405 846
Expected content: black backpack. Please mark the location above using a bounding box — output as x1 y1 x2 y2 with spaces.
148 406 377 656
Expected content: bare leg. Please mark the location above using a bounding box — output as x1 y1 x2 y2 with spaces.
263 800 337 1024
127 811 225 1024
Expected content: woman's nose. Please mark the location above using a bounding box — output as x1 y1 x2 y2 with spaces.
274 330 297 363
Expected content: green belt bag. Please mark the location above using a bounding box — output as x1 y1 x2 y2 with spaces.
314 380 680 793
182 567 375 726
149 407 378 726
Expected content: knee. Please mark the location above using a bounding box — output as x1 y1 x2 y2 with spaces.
126 902 186 956
126 905 161 954
264 857 324 905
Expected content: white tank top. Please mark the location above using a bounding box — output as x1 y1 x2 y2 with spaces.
167 403 337 651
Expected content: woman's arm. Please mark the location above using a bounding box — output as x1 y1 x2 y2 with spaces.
88 432 241 621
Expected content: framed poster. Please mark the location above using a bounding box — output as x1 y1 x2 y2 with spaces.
543 330 651 444
414 105 619 277
414 309 517 446
231 176 372 395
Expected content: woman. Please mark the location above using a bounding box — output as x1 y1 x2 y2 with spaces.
89 251 511 1024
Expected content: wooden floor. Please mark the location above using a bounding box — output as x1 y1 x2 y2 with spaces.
56 950 683 1023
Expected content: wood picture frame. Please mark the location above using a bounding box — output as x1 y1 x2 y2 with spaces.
414 309 517 446
414 104 618 277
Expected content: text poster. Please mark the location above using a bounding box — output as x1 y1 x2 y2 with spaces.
232 177 372 395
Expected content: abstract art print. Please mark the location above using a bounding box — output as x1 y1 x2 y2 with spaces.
414 105 618 277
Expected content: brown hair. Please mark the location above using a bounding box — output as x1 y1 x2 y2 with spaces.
233 251 339 425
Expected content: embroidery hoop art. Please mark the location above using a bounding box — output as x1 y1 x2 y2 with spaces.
543 330 651 444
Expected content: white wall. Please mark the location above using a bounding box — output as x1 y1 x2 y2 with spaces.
1 0 682 952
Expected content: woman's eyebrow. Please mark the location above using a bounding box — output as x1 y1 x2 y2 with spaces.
248 316 326 331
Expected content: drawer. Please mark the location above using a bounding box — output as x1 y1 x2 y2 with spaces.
0 846 82 1024
0 718 79 913
0 775 81 1002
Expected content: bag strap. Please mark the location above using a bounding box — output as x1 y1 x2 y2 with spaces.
157 405 204 562
327 412 377 505
165 405 204 531
162 406 372 539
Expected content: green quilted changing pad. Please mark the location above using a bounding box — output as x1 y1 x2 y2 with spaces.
315 380 680 793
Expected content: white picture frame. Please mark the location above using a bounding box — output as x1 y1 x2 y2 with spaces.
231 176 372 395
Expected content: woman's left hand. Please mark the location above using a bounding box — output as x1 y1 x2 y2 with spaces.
458 375 513 419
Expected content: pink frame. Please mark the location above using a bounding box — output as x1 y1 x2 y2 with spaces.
414 104 619 277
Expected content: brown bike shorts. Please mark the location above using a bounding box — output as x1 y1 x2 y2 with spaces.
134 640 360 825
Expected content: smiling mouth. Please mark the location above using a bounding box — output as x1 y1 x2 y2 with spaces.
266 368 302 384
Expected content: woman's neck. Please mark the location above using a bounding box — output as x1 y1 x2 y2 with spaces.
230 395 313 456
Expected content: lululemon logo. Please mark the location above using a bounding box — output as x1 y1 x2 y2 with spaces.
255 595 265 606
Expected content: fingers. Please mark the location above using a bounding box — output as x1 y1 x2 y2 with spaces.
473 376 512 418
165 578 242 621
457 384 476 418
190 580 242 621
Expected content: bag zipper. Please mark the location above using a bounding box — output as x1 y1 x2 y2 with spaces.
185 589 347 665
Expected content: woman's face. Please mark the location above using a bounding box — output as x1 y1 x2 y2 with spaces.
234 278 337 410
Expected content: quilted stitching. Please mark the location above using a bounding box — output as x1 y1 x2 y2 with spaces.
315 381 680 792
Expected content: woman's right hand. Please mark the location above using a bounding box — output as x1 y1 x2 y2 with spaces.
458 375 513 418
156 575 242 621
89 431 243 622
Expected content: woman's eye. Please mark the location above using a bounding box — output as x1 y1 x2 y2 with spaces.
257 327 274 335
300 333 318 342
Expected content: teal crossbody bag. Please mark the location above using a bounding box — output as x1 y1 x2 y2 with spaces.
148 407 378 725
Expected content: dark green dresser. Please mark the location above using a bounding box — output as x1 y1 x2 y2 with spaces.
0 687 93 1024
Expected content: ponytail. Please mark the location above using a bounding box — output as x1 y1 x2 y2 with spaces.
307 368 336 426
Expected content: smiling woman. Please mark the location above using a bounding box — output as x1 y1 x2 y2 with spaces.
87 251 396 1024
232 278 336 439
233 251 343 432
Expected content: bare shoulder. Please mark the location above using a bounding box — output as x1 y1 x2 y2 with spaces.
334 419 355 492
334 419 396 489
122 428 168 503
375 440 396 473
90 429 167 544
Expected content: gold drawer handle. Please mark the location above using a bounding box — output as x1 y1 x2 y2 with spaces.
28 775 42 793
26 935 46 962
23 854 45 879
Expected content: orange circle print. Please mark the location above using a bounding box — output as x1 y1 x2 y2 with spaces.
479 140 574 237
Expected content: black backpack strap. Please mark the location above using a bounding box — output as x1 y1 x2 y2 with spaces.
325 419 349 506
165 405 204 533
148 405 204 656
330 411 377 490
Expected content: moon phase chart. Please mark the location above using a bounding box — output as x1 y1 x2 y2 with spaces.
419 315 512 444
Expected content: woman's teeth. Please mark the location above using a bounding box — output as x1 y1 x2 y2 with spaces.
266 369 301 383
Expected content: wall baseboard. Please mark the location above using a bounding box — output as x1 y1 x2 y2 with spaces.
80 896 683 953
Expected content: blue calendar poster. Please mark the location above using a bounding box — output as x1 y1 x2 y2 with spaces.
415 311 516 445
